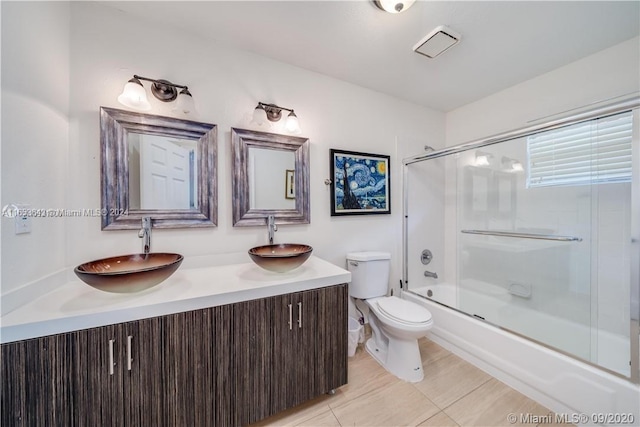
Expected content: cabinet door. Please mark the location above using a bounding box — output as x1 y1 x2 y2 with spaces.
122 317 164 426
162 307 217 426
1 332 78 426
313 284 349 392
74 323 125 426
291 284 348 403
285 290 316 407
234 296 276 426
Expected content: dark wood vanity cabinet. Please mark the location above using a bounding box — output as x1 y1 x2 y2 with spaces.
0 283 348 426
234 284 349 425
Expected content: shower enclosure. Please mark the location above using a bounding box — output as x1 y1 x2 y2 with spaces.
403 98 640 381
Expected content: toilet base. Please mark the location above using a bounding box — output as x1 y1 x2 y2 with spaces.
365 336 424 383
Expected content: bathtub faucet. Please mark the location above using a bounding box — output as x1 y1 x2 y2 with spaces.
424 270 438 279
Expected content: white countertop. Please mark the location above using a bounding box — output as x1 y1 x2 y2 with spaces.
0 256 351 344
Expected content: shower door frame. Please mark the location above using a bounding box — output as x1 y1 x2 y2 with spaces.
402 95 640 383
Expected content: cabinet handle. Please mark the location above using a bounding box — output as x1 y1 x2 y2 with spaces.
127 335 133 371
288 303 293 330
108 339 115 375
297 302 302 328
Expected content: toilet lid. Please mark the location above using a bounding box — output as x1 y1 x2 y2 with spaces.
376 296 432 324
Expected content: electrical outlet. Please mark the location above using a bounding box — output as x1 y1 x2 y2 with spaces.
14 204 31 235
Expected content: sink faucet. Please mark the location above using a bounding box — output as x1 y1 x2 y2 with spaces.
138 217 152 254
267 215 277 245
424 270 438 279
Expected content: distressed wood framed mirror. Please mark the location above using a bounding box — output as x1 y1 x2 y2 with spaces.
231 128 310 226
100 107 217 229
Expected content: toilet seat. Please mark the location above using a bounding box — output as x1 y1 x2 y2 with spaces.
375 296 432 326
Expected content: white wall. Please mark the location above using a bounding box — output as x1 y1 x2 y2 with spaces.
446 36 640 146
61 2 444 293
1 2 70 293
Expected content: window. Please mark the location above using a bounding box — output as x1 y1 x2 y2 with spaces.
527 111 633 188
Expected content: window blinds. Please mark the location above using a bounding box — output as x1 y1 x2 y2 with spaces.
527 111 633 188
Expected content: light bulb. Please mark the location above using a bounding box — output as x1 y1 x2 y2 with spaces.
251 105 268 126
117 77 151 111
285 111 301 134
174 88 195 114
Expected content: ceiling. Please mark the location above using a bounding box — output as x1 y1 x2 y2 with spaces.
103 1 639 112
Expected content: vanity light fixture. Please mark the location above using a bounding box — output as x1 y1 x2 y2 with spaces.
475 151 492 167
251 102 301 134
372 0 416 13
502 156 524 173
118 75 195 114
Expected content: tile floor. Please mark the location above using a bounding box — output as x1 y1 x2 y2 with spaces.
251 337 573 427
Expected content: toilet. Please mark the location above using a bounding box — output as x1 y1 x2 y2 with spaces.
347 251 433 383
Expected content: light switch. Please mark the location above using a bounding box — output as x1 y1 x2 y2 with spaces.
14 204 31 234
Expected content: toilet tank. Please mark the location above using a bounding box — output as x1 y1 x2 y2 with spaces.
346 251 391 299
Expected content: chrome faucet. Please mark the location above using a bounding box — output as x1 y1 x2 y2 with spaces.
267 215 277 245
138 217 152 254
424 270 438 279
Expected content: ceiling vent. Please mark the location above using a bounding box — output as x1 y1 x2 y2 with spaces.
413 25 461 58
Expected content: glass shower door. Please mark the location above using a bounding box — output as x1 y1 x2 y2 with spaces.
456 137 594 362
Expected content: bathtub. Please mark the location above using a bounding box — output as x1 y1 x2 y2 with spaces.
404 285 640 425
412 282 629 377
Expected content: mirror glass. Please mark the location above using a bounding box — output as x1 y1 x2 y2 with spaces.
128 133 199 210
248 147 295 210
231 128 310 226
100 107 217 229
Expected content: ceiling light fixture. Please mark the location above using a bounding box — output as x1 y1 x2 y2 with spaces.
372 0 416 14
118 74 195 114
251 102 301 134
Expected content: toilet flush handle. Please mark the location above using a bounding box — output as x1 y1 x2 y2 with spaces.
349 261 359 267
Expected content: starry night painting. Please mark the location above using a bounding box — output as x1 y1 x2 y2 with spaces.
330 149 391 216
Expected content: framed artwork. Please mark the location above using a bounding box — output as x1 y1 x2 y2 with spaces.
329 149 390 216
285 169 295 199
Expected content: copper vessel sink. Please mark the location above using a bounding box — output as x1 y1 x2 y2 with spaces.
74 253 184 293
248 244 313 273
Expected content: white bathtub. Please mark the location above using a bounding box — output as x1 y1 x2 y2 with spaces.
405 286 640 425
412 282 630 377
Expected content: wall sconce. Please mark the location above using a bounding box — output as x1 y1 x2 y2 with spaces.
251 102 301 134
475 151 492 166
118 75 195 114
372 0 416 13
502 156 524 173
